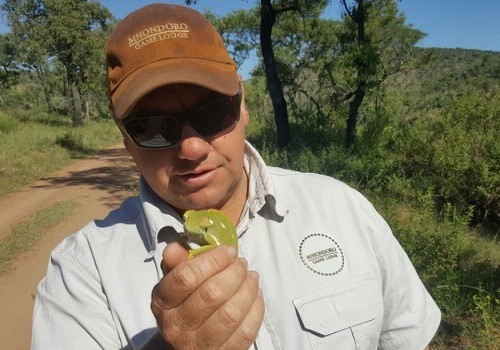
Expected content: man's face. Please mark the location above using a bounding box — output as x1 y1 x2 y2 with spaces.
123 83 249 213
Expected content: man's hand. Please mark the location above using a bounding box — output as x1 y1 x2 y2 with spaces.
151 243 265 350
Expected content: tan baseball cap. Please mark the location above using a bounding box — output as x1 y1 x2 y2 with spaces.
106 3 239 119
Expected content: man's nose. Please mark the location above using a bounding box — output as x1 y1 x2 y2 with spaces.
177 123 210 160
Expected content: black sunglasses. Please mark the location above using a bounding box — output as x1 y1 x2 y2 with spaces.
121 88 242 150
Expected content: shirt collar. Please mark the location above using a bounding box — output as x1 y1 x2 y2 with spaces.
139 178 183 258
243 141 288 218
138 141 288 256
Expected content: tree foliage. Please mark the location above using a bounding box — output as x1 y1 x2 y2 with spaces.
211 0 423 149
0 33 19 87
43 0 112 125
205 9 260 69
0 0 113 125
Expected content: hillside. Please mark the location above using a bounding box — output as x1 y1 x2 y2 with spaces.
391 47 500 114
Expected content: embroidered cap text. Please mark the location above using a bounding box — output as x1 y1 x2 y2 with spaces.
128 23 189 49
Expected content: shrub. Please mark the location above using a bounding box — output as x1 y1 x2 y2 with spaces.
394 88 500 229
55 131 92 156
472 288 500 339
0 113 19 134
376 196 472 308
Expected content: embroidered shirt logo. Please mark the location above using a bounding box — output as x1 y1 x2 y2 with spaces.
128 23 189 49
299 234 344 276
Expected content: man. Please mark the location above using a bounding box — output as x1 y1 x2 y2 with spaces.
31 3 441 350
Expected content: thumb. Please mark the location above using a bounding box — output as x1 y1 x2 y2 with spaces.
161 242 189 274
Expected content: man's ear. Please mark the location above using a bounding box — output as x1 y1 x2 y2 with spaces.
122 137 129 151
238 76 250 127
109 106 129 150
121 132 131 152
241 99 250 127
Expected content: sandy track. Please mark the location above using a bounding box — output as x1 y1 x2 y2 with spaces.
0 145 139 350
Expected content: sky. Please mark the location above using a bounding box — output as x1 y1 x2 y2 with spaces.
96 0 500 78
1 0 498 77
2 0 499 53
98 0 500 52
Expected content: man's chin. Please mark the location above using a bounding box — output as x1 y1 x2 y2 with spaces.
171 189 227 212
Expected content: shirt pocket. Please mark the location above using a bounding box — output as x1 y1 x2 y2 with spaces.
293 273 382 350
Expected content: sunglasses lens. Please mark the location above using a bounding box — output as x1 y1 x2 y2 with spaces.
193 94 241 138
122 90 241 149
124 116 179 148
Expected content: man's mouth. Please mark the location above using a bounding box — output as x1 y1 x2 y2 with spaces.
178 167 217 184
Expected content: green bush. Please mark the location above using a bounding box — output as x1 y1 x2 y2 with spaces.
0 87 33 109
55 131 92 156
472 288 500 339
11 108 72 126
380 198 475 312
0 113 19 134
383 88 500 229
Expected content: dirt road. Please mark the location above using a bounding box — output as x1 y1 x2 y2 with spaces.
0 145 139 350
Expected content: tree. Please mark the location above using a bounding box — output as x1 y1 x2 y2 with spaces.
338 0 424 148
43 0 112 126
1 0 113 125
258 4 334 127
205 9 260 70
341 0 372 148
260 0 295 149
1 0 57 111
0 33 19 87
185 0 295 149
196 0 422 150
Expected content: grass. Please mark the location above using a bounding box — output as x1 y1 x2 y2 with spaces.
375 199 500 350
0 200 79 276
0 108 123 275
470 233 500 267
251 121 499 350
0 109 122 198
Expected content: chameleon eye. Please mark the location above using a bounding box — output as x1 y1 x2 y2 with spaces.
182 209 238 259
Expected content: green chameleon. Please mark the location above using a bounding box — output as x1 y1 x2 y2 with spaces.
182 209 238 259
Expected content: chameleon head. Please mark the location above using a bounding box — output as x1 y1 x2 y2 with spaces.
183 210 213 238
182 209 238 257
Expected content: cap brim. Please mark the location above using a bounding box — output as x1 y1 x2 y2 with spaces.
111 58 239 119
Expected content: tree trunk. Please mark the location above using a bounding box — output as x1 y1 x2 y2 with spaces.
84 100 90 122
260 0 291 150
344 0 368 149
345 83 366 148
70 82 83 127
34 66 54 113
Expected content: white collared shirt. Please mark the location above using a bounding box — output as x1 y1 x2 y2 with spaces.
31 142 440 349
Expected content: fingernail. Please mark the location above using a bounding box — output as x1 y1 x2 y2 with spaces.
226 246 237 258
249 270 259 281
239 257 249 267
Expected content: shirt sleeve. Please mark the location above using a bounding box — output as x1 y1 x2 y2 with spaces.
31 234 121 350
353 191 441 350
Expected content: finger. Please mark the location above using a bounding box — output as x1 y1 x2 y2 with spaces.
162 242 189 274
175 257 250 330
221 288 265 350
194 270 261 348
154 245 237 310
